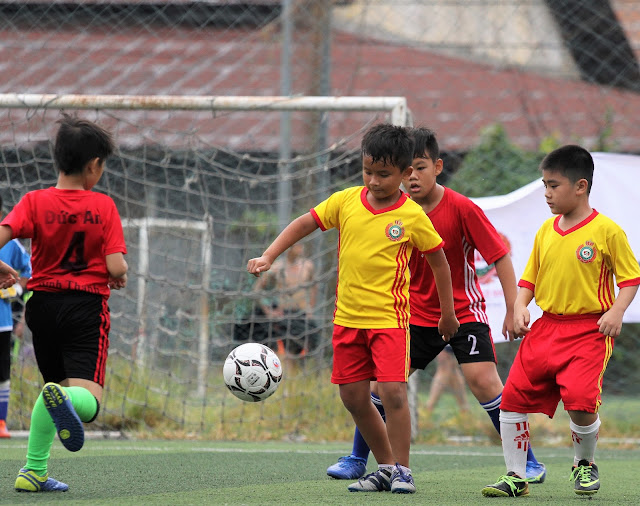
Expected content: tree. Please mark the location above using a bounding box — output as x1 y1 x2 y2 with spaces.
447 124 543 197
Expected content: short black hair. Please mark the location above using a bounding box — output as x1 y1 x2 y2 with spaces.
361 123 414 171
540 144 594 194
411 126 440 161
54 113 115 175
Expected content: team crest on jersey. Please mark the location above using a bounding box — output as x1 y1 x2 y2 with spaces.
385 220 405 242
576 241 597 263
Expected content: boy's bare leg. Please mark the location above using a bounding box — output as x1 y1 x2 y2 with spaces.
339 381 394 466
460 361 502 403
377 381 410 467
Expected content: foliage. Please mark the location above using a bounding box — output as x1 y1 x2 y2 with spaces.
228 208 279 244
447 124 544 197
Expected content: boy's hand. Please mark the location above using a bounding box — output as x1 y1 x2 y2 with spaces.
247 256 273 277
0 260 19 289
513 307 531 338
438 313 460 342
109 273 127 290
502 308 516 341
598 308 624 338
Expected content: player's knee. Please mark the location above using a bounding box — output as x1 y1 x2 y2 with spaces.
377 384 407 412
467 376 501 399
341 398 363 415
339 389 363 414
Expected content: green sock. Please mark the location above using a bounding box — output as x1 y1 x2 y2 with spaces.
65 386 98 422
24 386 98 475
24 392 55 475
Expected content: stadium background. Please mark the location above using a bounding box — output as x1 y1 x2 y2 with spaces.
1 0 639 442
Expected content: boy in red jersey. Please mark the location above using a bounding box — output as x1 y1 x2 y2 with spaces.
248 123 459 494
327 127 546 484
482 145 640 498
0 113 128 493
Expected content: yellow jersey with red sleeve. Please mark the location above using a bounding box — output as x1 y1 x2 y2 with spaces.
519 210 640 315
310 186 444 329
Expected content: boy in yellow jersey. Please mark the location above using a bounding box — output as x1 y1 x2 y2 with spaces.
482 145 640 498
248 123 459 494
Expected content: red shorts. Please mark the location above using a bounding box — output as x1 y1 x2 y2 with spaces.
501 312 613 418
331 325 410 384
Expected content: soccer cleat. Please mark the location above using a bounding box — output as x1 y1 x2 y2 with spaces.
42 383 84 452
347 467 392 492
526 460 546 484
570 459 600 495
15 468 69 492
0 419 10 438
327 455 367 480
481 471 529 497
391 464 416 494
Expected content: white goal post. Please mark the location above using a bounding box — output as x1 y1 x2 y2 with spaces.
0 93 410 127
121 217 213 397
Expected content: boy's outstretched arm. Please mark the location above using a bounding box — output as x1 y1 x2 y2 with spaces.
513 286 534 338
493 253 518 341
598 285 639 338
247 213 318 277
424 248 459 341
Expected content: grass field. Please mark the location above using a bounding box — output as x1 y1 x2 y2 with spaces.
1 438 639 504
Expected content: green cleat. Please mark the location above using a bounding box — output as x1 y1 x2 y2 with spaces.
570 459 600 496
15 468 68 492
482 471 529 497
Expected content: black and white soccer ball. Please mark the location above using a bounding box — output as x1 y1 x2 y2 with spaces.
223 343 283 402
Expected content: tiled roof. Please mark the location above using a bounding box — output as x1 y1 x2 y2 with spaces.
2 26 640 152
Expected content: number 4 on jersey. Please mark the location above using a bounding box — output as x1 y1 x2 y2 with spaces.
60 231 88 271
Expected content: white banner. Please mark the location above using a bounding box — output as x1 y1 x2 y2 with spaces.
471 152 640 342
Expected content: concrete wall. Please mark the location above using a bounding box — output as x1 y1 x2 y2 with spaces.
333 0 580 77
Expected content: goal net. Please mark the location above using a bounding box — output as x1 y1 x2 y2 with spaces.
1 94 414 440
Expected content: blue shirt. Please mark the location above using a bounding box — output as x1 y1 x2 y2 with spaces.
0 240 32 331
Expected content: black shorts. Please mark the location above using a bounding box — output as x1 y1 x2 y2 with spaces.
26 291 111 386
409 322 497 370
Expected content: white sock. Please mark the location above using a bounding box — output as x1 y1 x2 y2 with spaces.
499 410 529 479
570 416 601 466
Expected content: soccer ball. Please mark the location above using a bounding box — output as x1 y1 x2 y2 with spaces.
223 343 283 402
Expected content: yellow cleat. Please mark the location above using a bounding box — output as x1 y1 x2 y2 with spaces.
15 468 69 492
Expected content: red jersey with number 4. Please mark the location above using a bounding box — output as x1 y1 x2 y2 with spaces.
1 188 127 297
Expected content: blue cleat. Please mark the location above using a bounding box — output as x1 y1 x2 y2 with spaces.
42 383 84 452
526 460 547 484
327 455 367 480
15 468 69 492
